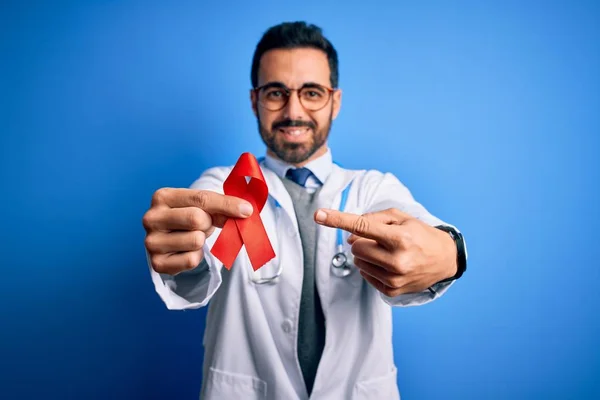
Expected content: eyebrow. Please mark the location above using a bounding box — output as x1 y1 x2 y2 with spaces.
259 81 287 90
259 81 328 91
302 82 328 92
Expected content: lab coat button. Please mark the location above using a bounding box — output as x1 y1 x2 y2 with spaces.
281 319 293 333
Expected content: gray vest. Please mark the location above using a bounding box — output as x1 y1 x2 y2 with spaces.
280 178 326 396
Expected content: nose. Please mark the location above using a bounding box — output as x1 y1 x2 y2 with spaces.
282 90 307 121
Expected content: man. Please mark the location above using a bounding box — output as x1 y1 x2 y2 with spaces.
143 21 467 400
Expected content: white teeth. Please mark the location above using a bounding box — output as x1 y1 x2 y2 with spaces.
282 129 304 136
280 128 308 137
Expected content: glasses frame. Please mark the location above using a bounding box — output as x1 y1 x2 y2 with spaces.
253 83 336 112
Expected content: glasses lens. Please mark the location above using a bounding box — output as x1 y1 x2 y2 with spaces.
259 87 288 111
299 86 330 111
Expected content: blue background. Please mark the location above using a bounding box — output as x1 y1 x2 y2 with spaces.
1 1 599 399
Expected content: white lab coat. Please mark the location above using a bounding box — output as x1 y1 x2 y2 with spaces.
149 160 457 400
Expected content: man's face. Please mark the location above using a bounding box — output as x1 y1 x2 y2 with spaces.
251 48 342 166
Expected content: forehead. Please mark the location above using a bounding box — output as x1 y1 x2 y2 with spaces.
257 47 331 87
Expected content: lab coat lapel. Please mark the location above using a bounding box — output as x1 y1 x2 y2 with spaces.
259 162 299 232
311 165 358 395
314 165 357 314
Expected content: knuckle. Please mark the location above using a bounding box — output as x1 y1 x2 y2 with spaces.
389 208 402 217
330 214 341 226
350 241 366 258
187 208 203 230
192 231 206 250
150 254 166 273
144 234 156 251
390 208 409 220
184 251 202 270
384 208 396 216
352 216 370 236
222 196 235 213
152 188 169 206
388 277 403 289
350 241 359 255
192 191 210 210
394 264 407 275
395 255 412 274
142 211 154 230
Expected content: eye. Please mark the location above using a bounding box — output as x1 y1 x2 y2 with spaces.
266 89 285 98
303 90 323 99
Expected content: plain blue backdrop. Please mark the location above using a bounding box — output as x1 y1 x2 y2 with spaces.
1 1 599 399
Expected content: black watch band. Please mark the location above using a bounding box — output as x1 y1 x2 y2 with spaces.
434 225 467 283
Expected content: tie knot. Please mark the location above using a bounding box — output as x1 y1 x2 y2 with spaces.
285 167 313 187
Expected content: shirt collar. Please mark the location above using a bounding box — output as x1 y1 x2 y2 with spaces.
263 147 333 185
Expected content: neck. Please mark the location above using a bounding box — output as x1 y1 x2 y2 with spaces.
267 143 328 167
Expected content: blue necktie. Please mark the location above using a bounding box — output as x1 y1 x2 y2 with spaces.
285 167 313 187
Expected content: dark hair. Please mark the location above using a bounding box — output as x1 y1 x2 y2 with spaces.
251 21 339 89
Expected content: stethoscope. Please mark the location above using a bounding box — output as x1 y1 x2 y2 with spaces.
330 181 353 277
249 177 354 284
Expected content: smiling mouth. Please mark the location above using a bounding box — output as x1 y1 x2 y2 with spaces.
278 127 310 140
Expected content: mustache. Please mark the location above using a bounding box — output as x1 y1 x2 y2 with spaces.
272 119 316 131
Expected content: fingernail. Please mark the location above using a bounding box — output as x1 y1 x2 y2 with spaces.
239 202 253 217
315 210 327 222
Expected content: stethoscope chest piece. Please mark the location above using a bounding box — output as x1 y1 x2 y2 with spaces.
331 251 354 277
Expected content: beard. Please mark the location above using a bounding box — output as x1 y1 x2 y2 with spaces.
257 107 333 164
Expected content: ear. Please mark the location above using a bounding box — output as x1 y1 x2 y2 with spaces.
250 89 258 116
332 89 342 120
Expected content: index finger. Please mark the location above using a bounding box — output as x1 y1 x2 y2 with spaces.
314 208 392 246
153 188 253 218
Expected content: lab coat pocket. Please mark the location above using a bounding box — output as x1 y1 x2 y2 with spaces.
353 366 400 400
203 367 267 399
247 256 282 285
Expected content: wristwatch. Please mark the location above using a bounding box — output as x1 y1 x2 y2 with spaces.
434 225 467 283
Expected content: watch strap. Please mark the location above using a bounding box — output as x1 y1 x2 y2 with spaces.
434 225 467 283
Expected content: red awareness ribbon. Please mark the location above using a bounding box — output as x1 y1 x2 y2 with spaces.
211 152 276 271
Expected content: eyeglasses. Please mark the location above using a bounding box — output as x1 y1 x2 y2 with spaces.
253 83 335 111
